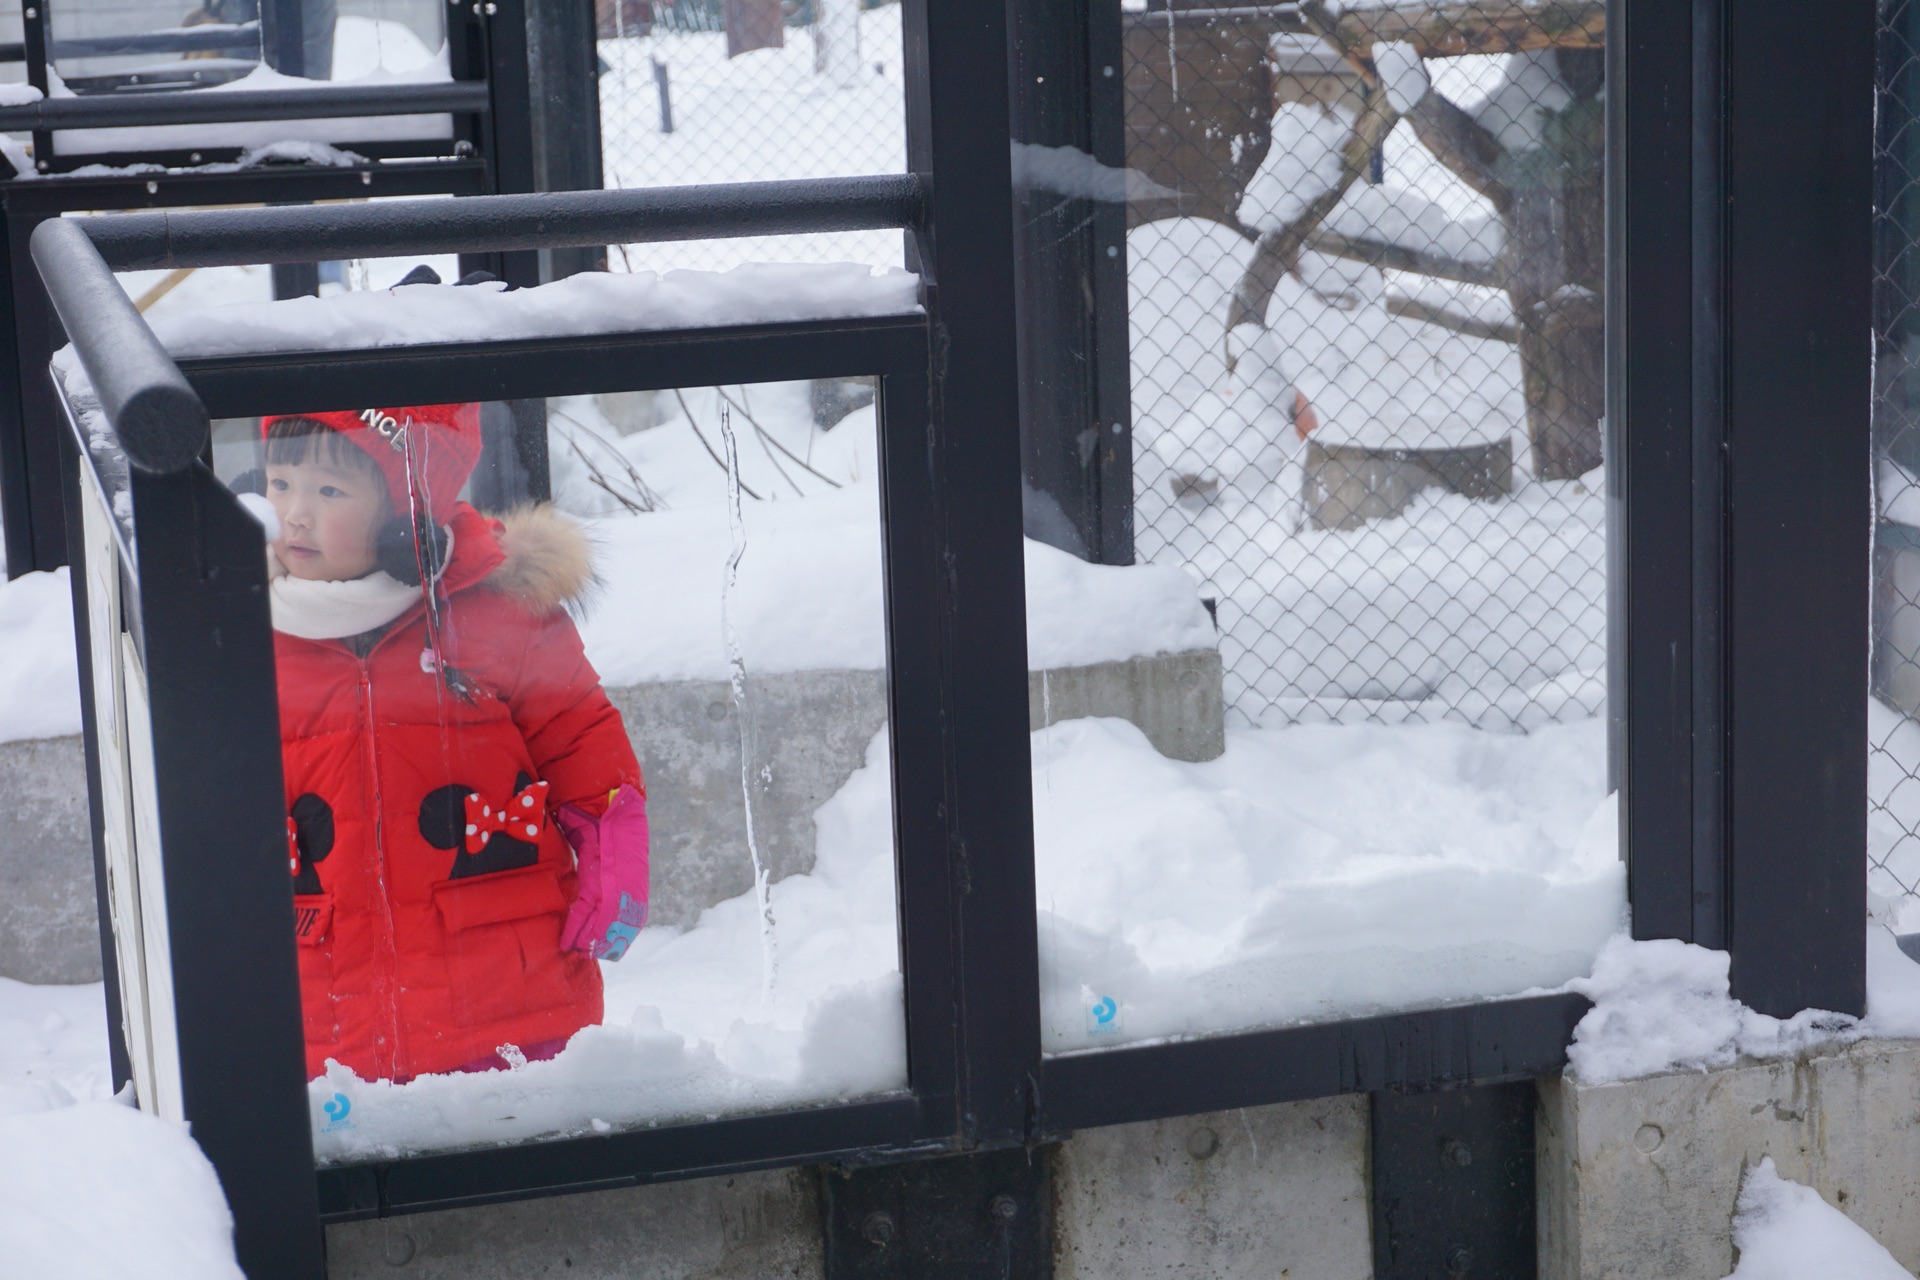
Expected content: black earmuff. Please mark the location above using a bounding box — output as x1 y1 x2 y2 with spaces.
376 513 450 587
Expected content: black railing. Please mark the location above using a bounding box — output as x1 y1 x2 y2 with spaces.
78 173 927 268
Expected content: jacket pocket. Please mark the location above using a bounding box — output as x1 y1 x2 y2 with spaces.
291 893 339 1048
431 865 571 1021
431 864 567 932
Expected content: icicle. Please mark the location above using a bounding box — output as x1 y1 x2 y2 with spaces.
720 405 777 1002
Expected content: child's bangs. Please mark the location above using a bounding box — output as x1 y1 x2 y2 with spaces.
264 417 382 475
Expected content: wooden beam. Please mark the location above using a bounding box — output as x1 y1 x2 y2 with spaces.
1333 0 1605 58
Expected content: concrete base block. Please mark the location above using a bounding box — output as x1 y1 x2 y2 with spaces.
324 1167 821 1279
0 648 1223 975
1051 1094 1372 1279
0 735 99 985
608 669 889 929
1538 1041 1920 1280
323 1094 1372 1279
1032 648 1225 763
1304 437 1513 531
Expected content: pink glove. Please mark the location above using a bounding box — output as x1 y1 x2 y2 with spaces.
557 783 649 961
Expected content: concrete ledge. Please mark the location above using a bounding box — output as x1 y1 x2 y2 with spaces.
1538 1041 1920 1280
0 649 1223 978
0 735 98 985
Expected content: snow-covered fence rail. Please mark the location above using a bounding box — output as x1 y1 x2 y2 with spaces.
76 172 924 269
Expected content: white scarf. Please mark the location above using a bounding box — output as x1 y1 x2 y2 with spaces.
267 548 423 641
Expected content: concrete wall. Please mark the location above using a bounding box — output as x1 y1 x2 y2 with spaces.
0 649 1224 978
1539 1040 1920 1280
0 735 99 985
323 1093 1371 1280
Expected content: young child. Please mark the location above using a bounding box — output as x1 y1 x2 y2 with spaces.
261 403 649 1083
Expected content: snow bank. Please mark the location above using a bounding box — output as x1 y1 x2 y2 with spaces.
581 489 1212 683
1037 714 1622 1051
1564 927 1920 1087
0 568 80 745
0 1100 243 1280
121 263 921 362
1721 1159 1911 1280
0 978 112 1116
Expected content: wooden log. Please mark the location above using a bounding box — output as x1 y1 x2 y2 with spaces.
1305 227 1507 288
1384 292 1519 343
1332 0 1605 58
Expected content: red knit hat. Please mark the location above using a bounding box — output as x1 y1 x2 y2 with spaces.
261 403 482 523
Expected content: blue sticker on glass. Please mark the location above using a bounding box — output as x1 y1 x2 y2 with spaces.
1086 995 1121 1036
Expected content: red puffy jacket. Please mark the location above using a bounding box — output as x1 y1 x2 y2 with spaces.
277 503 640 1081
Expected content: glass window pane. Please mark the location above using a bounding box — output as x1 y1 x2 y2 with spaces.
210 377 904 1158
1018 10 1621 1052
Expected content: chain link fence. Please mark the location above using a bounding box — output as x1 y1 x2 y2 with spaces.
1871 0 1920 935
1121 4 1606 731
595 0 905 274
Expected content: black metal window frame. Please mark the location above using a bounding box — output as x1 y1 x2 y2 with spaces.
28 0 1878 1274
0 0 560 576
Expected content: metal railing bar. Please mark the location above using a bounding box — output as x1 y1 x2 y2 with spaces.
31 217 208 475
77 173 928 269
0 80 488 132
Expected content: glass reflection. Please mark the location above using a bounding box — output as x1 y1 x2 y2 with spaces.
215 380 904 1158
1023 18 1623 1052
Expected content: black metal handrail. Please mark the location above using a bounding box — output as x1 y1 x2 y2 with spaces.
0 80 488 132
31 217 208 474
77 173 928 268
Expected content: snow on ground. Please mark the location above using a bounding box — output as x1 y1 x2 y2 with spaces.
0 983 233 1279
0 567 79 744
1564 928 1920 1088
0 1099 244 1280
1721 1159 1912 1280
1036 714 1622 1052
595 9 907 276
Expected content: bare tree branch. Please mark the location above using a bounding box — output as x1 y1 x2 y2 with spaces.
1384 292 1518 343
1304 227 1506 288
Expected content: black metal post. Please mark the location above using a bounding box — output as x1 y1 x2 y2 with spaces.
128 462 324 1278
903 0 1041 1144
1007 0 1134 565
1610 0 1704 941
526 0 607 280
1720 0 1873 1017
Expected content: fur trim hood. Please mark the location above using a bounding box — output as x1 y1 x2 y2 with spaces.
483 504 595 615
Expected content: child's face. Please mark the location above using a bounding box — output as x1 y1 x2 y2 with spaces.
266 458 387 581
